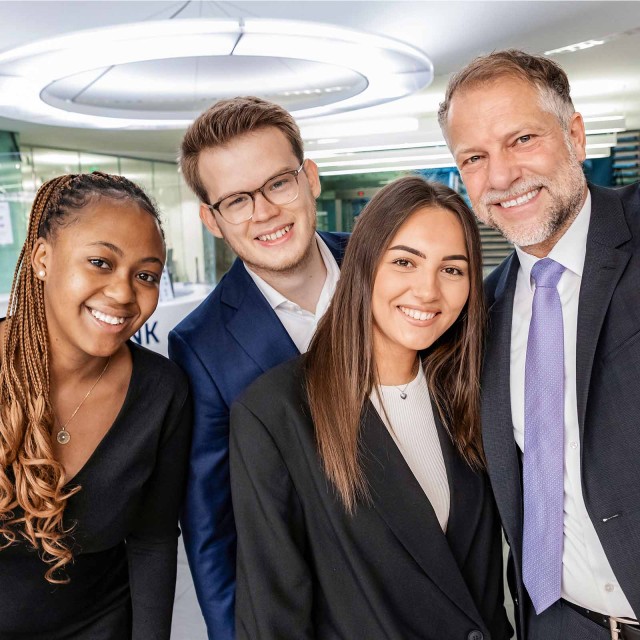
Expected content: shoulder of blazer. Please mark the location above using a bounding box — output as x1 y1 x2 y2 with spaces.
236 356 307 415
587 182 634 248
484 251 516 307
170 257 258 343
613 181 640 211
318 231 350 265
610 181 640 236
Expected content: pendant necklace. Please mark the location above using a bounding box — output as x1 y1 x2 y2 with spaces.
395 381 411 400
394 358 420 400
56 356 111 445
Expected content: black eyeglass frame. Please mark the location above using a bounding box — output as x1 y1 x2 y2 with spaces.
206 162 306 225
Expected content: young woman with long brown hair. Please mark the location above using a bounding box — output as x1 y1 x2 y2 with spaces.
0 172 191 639
230 176 512 639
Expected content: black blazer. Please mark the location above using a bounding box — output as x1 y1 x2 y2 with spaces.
230 358 512 640
482 182 640 637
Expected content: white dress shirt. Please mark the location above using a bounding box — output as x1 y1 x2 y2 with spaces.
245 234 340 353
510 190 634 617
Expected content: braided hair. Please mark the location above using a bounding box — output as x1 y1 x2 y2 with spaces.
0 172 162 583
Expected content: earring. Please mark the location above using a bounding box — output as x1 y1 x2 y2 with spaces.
37 270 45 278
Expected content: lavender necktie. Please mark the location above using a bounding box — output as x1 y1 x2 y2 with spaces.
523 257 566 615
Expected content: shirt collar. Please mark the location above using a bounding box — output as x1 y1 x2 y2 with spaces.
245 233 337 311
514 189 591 292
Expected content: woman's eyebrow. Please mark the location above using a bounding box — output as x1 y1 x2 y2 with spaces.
388 245 426 259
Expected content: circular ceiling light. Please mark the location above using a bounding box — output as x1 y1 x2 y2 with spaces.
0 19 433 130
41 57 369 117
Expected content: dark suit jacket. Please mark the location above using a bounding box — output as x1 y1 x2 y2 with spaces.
482 183 640 638
168 232 349 639
230 358 512 640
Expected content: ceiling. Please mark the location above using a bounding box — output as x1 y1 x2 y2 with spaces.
1 0 639 168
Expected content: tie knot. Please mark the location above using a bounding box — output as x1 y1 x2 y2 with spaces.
531 258 565 289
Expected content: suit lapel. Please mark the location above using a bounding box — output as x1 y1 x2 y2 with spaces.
360 402 484 628
221 260 298 372
219 233 350 373
576 185 632 437
435 402 485 569
482 254 524 556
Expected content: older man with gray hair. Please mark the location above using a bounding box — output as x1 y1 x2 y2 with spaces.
439 49 640 640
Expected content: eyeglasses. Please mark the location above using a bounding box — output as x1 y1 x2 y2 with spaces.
207 162 305 225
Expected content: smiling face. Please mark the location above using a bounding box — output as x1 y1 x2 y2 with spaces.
197 126 321 278
371 205 470 373
446 76 587 256
32 198 165 362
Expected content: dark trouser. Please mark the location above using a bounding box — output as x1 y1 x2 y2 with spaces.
525 600 611 640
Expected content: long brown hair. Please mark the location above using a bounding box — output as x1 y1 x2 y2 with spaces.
0 172 161 583
305 176 485 513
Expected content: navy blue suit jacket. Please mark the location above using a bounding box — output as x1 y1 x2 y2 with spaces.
168 232 349 639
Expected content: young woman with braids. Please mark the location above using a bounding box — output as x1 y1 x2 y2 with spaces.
230 176 512 640
0 172 191 639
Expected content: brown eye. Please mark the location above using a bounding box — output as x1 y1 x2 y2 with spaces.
89 258 110 269
138 272 159 284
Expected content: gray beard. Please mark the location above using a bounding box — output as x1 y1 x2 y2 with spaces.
479 152 586 248
498 180 584 248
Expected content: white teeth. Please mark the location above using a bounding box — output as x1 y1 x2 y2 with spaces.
258 224 292 242
90 308 125 325
499 189 539 209
399 306 436 321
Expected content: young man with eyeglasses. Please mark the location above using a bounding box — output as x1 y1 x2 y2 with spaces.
169 97 349 640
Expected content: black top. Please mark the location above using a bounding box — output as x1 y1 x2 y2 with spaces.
0 342 192 639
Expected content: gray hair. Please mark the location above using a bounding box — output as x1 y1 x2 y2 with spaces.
438 49 576 136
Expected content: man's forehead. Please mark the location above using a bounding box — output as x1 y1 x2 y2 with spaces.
449 76 537 111
197 146 297 200
446 79 548 140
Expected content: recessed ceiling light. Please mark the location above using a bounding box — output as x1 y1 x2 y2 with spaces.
316 153 453 168
583 115 625 123
585 127 626 135
545 39 605 56
300 118 419 140
306 140 448 159
319 161 456 176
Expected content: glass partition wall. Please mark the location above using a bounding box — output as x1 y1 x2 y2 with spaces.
0 145 208 298
1 145 521 302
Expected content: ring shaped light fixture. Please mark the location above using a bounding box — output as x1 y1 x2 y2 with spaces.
0 19 433 129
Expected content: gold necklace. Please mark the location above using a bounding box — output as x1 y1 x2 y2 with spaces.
56 356 111 445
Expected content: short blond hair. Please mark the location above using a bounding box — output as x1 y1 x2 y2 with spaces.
180 97 304 203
